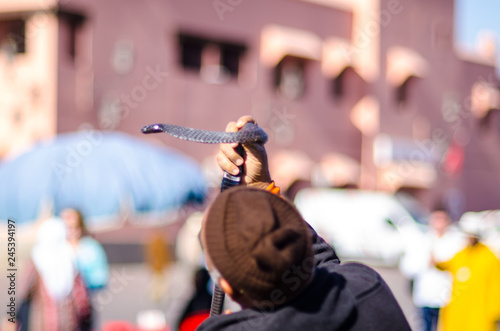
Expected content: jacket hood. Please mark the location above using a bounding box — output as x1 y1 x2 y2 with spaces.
199 262 410 331
198 266 359 331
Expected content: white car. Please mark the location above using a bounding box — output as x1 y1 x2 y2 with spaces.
294 188 427 267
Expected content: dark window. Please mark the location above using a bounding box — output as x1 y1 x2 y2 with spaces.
396 78 410 103
67 19 78 59
396 76 417 111
0 19 26 54
179 35 206 71
274 56 306 100
332 68 347 98
220 43 246 76
178 33 246 78
58 11 85 61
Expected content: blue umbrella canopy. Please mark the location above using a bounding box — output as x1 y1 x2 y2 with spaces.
0 130 206 227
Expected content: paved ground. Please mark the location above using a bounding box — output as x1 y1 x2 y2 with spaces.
94 263 195 330
95 262 421 331
0 258 420 330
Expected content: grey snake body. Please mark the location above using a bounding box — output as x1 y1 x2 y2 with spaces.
141 122 268 144
141 121 267 317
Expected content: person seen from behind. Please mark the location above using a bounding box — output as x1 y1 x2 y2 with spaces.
196 116 411 331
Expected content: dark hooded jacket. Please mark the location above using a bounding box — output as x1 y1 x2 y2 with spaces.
198 225 411 331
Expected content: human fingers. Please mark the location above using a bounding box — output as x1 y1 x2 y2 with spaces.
216 149 241 176
235 116 256 129
217 116 258 176
220 120 245 165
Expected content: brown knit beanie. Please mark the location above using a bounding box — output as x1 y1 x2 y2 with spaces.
204 186 313 305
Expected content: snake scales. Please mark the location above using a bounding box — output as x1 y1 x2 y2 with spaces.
141 122 268 144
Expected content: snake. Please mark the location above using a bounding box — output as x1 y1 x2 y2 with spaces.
141 121 268 316
141 122 268 144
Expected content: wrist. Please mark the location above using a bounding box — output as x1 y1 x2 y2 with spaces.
248 181 281 195
248 181 273 190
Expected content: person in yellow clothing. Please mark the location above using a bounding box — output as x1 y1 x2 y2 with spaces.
434 214 500 331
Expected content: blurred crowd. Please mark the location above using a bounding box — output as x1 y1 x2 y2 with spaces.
400 208 500 331
2 194 499 331
1 206 216 331
2 208 109 331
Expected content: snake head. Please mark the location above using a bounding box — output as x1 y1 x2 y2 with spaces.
141 124 164 134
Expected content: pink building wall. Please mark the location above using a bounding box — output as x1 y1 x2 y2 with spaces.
2 0 499 215
56 0 359 159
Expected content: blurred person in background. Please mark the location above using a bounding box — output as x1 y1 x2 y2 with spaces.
61 208 109 329
175 211 205 268
399 208 466 331
196 116 411 331
16 217 91 331
434 214 500 331
177 267 213 331
61 208 109 291
145 233 173 303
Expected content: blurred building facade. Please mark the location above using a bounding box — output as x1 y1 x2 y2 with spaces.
1 0 499 216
